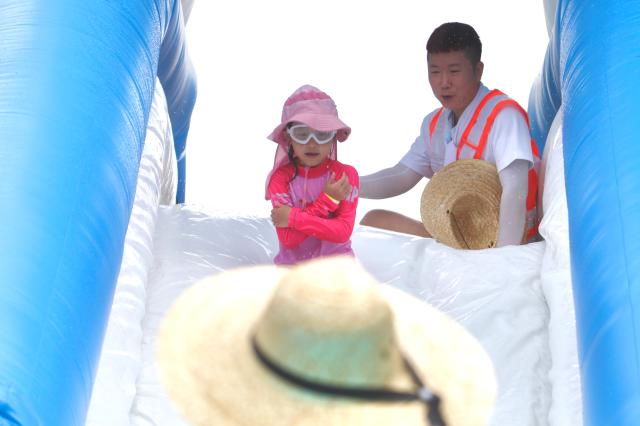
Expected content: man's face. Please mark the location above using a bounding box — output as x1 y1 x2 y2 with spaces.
428 50 483 121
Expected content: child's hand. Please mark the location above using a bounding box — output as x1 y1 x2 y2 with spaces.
323 172 352 202
271 205 292 227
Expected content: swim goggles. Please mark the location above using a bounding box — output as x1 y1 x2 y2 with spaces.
287 124 336 145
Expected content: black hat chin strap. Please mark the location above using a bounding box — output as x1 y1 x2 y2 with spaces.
251 337 447 426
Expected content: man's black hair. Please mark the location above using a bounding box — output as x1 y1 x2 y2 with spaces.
426 22 482 66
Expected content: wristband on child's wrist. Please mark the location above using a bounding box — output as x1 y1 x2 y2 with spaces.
324 192 339 204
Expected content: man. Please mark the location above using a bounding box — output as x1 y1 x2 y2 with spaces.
359 22 539 247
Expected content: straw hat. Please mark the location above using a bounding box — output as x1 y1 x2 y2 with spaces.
157 256 496 426
420 160 502 250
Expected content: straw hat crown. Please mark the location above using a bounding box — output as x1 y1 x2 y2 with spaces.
255 258 405 388
157 256 497 426
421 159 502 249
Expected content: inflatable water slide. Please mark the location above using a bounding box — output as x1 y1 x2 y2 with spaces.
0 0 638 425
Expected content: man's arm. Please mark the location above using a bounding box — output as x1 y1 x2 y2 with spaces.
497 159 528 247
489 105 535 247
360 163 424 199
360 114 435 199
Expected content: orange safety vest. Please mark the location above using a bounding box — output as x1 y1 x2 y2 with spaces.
428 89 540 241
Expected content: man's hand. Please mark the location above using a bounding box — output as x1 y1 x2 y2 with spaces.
323 172 352 201
271 205 292 228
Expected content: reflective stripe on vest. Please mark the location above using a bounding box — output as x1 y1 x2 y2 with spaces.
428 89 541 241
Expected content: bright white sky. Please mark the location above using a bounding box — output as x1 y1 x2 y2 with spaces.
184 1 548 223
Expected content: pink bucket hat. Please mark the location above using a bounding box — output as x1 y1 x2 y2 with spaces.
267 84 351 145
265 85 351 199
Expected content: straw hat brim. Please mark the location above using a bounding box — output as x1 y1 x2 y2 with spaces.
421 159 502 250
157 265 496 426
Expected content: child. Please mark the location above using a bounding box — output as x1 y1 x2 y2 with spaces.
266 85 359 265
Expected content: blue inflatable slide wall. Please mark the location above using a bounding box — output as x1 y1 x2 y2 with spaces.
0 0 638 425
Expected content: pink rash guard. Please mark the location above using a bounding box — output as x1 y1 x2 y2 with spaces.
267 158 359 265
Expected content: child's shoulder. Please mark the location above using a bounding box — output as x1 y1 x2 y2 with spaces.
268 163 296 188
330 159 359 183
330 159 358 175
273 162 296 176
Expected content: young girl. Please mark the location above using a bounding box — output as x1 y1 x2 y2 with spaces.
266 85 359 265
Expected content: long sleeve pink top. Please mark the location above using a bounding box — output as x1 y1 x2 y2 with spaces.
267 158 359 265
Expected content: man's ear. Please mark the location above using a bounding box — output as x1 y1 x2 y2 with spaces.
475 61 484 81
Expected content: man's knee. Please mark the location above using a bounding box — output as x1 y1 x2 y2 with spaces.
359 209 390 227
360 209 430 238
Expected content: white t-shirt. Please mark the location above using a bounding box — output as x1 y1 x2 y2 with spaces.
400 84 533 178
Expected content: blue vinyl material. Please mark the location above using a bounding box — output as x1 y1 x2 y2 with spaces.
528 1 640 424
158 0 197 203
0 0 194 424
